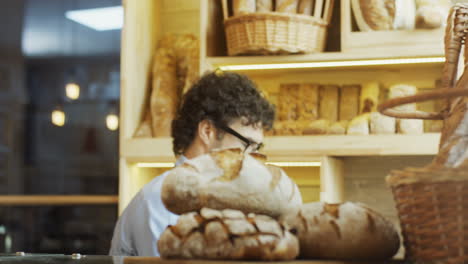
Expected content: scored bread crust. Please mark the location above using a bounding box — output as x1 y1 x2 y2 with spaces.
162 149 303 217
158 208 299 260
280 202 400 260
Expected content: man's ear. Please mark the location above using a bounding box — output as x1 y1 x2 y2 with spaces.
198 119 217 147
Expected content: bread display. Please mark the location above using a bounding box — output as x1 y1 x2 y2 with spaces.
370 112 396 134
303 119 330 135
158 208 299 260
298 83 319 121
133 111 153 138
339 84 360 121
233 0 256 16
278 84 300 121
347 113 370 135
276 0 299 13
319 84 339 122
256 0 273 12
397 119 424 134
280 202 400 260
162 148 303 217
351 0 396 31
360 82 380 114
389 84 417 112
328 121 348 135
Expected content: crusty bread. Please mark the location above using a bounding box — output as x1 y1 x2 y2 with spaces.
280 202 400 260
162 148 303 217
158 208 299 260
351 0 395 31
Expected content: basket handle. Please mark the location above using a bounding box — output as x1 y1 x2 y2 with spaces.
378 87 468 120
221 0 229 21
322 0 334 24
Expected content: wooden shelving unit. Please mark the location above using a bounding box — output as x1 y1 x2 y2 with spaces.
119 0 445 214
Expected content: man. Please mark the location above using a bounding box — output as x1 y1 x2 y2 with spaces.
109 71 275 256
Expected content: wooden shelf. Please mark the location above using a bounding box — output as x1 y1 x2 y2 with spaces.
0 195 118 206
122 134 440 162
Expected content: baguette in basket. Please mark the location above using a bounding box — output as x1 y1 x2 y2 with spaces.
161 148 303 217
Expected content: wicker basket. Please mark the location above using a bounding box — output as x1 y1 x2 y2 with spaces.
221 1 334 56
377 5 468 262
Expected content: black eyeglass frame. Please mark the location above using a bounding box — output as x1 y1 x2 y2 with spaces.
215 122 264 153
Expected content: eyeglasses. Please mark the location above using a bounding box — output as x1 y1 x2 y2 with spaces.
215 123 264 153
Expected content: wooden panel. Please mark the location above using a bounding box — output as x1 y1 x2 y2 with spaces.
0 195 118 206
320 156 344 203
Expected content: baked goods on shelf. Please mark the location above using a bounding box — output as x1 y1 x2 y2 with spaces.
280 202 400 260
370 112 396 134
319 84 339 122
275 0 299 13
233 0 256 15
161 148 303 217
415 0 450 29
158 207 299 260
339 84 360 121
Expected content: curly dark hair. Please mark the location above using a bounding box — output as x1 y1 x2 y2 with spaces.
171 71 275 155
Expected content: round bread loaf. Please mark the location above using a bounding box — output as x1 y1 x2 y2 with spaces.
161 148 303 217
280 202 400 260
158 208 299 260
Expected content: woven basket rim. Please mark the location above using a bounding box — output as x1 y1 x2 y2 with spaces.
386 166 468 187
224 12 328 27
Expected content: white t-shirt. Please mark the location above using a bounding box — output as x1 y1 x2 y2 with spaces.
109 156 186 256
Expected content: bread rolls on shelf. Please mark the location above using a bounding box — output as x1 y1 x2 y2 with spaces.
158 208 299 260
370 112 396 134
280 202 400 260
328 121 348 135
233 0 256 15
256 0 273 12
298 83 319 121
398 119 424 134
276 0 299 13
351 0 396 31
133 111 153 137
389 84 417 112
150 48 178 137
347 113 370 135
303 119 330 135
360 82 380 114
162 148 303 217
415 0 450 29
340 84 360 121
298 0 314 15
319 84 339 122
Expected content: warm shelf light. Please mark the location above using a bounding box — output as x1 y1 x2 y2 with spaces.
106 114 119 131
136 161 321 168
65 82 80 100
218 57 445 71
266 161 321 167
51 108 66 127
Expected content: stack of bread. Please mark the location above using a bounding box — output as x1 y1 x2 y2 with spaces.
269 81 437 136
157 148 401 260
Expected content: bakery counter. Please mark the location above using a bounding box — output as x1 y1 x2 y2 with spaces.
0 255 407 264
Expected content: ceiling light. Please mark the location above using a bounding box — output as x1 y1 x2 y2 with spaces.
106 114 119 131
51 107 66 127
218 57 445 71
65 82 80 100
65 6 123 31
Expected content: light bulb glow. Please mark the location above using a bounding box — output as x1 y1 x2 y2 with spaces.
106 114 119 131
51 109 66 127
65 83 80 100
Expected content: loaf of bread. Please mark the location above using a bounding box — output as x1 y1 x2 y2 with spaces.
319 85 339 122
298 83 319 121
280 202 400 260
393 0 416 30
162 148 303 217
279 84 300 121
360 82 380 114
389 84 417 112
133 110 153 137
398 119 424 134
351 0 396 31
370 112 396 134
415 0 450 29
347 113 370 135
233 0 256 15
158 208 299 260
340 84 360 121
328 121 348 135
298 0 314 15
256 0 273 12
150 47 178 137
276 0 299 13
303 119 330 135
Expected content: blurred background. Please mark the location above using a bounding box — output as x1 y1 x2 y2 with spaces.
0 0 121 254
